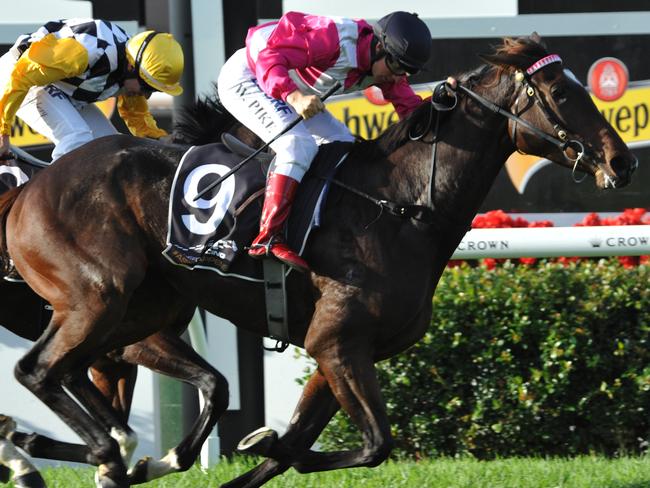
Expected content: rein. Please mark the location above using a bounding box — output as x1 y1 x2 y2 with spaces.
455 82 586 174
322 102 443 229
457 84 573 151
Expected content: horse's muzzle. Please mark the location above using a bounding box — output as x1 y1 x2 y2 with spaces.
587 149 636 189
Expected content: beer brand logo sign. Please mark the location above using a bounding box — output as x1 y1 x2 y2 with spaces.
588 57 629 102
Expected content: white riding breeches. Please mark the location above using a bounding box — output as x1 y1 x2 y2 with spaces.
0 50 118 161
217 48 354 182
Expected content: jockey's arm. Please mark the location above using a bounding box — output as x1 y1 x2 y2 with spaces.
116 94 167 139
377 77 424 119
0 34 88 151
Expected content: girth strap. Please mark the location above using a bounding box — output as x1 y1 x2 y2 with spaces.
322 176 436 226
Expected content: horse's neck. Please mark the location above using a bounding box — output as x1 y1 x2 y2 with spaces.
431 79 517 231
335 76 516 248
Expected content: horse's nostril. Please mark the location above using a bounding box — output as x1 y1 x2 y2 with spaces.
610 155 632 175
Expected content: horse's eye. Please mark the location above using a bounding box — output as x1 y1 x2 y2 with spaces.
551 85 568 104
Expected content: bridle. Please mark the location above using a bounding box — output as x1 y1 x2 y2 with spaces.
454 54 597 184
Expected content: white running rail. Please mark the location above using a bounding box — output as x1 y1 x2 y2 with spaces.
452 225 650 259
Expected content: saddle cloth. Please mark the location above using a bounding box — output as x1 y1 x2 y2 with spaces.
163 141 352 281
0 156 41 192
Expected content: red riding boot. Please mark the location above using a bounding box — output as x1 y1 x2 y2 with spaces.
248 172 310 273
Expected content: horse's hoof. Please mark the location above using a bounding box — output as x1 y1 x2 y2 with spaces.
0 414 16 437
0 465 10 483
127 457 151 485
237 427 278 457
12 471 46 488
94 466 129 488
96 476 128 488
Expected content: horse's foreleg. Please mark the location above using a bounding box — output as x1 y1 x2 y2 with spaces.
87 359 140 465
63 367 139 469
221 369 339 488
120 332 229 485
90 359 139 425
14 317 129 488
8 360 138 468
9 430 99 465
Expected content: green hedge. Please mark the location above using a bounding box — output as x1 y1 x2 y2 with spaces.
303 260 650 458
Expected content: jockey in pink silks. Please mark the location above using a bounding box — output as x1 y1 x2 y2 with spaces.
217 11 432 272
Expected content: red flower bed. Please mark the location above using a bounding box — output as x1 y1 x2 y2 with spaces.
449 208 650 269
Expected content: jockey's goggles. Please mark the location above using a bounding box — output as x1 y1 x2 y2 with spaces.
138 77 158 95
385 53 415 76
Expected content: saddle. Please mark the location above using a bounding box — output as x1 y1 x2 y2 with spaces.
220 133 274 165
0 147 48 283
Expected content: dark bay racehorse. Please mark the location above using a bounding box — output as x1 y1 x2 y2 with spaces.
0 36 637 487
0 97 250 487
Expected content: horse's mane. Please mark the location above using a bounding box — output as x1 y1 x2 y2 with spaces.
172 83 239 145
481 35 549 79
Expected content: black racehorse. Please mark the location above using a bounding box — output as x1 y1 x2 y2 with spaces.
0 36 637 488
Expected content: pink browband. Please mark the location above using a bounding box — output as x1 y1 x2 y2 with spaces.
526 54 562 76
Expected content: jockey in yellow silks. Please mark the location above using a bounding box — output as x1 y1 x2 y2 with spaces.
0 19 184 161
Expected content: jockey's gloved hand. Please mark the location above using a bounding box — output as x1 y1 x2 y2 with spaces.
286 90 325 120
0 134 11 160
432 77 458 111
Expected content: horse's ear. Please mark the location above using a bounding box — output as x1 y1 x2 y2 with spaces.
530 31 547 48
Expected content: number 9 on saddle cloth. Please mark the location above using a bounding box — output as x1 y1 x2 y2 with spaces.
163 139 352 281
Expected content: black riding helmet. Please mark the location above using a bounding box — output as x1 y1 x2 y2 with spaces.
374 12 432 74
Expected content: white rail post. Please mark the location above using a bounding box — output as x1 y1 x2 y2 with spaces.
187 308 220 468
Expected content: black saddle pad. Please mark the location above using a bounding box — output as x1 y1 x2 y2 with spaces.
163 141 352 281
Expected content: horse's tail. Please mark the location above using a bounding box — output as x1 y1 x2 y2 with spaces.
0 186 23 273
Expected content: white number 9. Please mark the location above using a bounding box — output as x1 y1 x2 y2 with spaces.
181 163 235 236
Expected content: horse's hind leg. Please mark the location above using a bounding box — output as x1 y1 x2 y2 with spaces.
0 439 46 488
120 331 229 485
222 369 339 488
